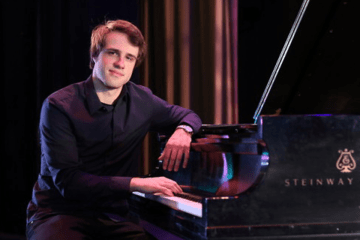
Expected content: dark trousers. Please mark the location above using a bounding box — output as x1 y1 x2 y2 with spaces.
26 214 156 240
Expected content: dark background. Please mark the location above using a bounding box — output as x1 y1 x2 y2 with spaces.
1 0 141 237
1 0 359 238
238 0 360 123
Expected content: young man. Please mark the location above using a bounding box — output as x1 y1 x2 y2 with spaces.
26 19 202 239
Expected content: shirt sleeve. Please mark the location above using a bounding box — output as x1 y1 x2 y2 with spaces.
147 91 202 134
40 99 132 201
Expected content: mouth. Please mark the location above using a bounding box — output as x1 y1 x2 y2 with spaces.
109 70 124 77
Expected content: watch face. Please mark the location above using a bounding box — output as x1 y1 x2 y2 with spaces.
178 125 193 133
183 126 190 132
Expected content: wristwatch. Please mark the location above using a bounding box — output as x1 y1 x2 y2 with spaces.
176 124 194 135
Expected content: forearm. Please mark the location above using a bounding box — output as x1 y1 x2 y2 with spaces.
55 170 132 201
129 177 143 192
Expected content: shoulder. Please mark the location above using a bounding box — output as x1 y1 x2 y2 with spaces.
46 81 85 106
125 81 158 102
126 81 153 95
125 81 169 112
43 81 86 114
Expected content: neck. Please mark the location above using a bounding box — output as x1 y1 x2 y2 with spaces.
92 77 123 105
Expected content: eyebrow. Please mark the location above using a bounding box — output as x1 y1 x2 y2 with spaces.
105 48 138 59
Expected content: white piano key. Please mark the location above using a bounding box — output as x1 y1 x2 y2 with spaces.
132 191 203 218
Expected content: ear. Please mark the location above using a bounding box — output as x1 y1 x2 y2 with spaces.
92 54 98 63
92 50 101 63
91 54 99 68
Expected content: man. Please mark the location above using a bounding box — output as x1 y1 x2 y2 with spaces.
26 19 202 239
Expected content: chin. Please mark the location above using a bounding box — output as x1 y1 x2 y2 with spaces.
105 84 122 90
106 80 128 89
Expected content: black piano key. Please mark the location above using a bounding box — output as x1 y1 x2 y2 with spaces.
174 192 203 203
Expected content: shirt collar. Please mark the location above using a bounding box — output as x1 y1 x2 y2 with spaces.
84 76 129 115
115 83 128 107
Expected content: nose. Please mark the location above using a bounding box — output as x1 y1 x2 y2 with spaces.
114 56 125 69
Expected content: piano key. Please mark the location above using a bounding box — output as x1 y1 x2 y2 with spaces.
174 192 203 203
132 191 202 218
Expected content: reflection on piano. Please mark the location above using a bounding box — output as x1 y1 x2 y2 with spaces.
130 116 360 239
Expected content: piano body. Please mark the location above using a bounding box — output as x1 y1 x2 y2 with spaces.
130 0 360 239
130 115 360 239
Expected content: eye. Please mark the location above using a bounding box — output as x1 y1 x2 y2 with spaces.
104 50 118 57
126 55 136 62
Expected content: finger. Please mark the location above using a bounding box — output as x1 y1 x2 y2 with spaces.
164 178 180 191
173 153 183 172
163 178 182 193
169 183 182 194
167 148 179 171
160 140 174 160
158 152 165 168
173 180 183 193
161 188 174 197
182 148 190 169
174 183 183 193
160 149 172 170
162 157 169 170
160 146 172 160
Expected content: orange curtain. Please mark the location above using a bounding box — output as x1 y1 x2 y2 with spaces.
139 0 238 174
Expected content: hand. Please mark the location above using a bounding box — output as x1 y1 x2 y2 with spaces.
130 177 183 196
158 128 192 171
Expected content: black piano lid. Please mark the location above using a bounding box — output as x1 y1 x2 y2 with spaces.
238 0 360 123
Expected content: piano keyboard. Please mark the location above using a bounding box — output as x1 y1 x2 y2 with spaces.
132 191 203 218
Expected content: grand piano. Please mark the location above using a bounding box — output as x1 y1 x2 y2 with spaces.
130 0 360 239
131 116 360 239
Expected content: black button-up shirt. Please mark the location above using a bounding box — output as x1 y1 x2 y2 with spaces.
27 77 202 222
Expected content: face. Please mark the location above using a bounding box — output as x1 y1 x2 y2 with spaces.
92 31 139 91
